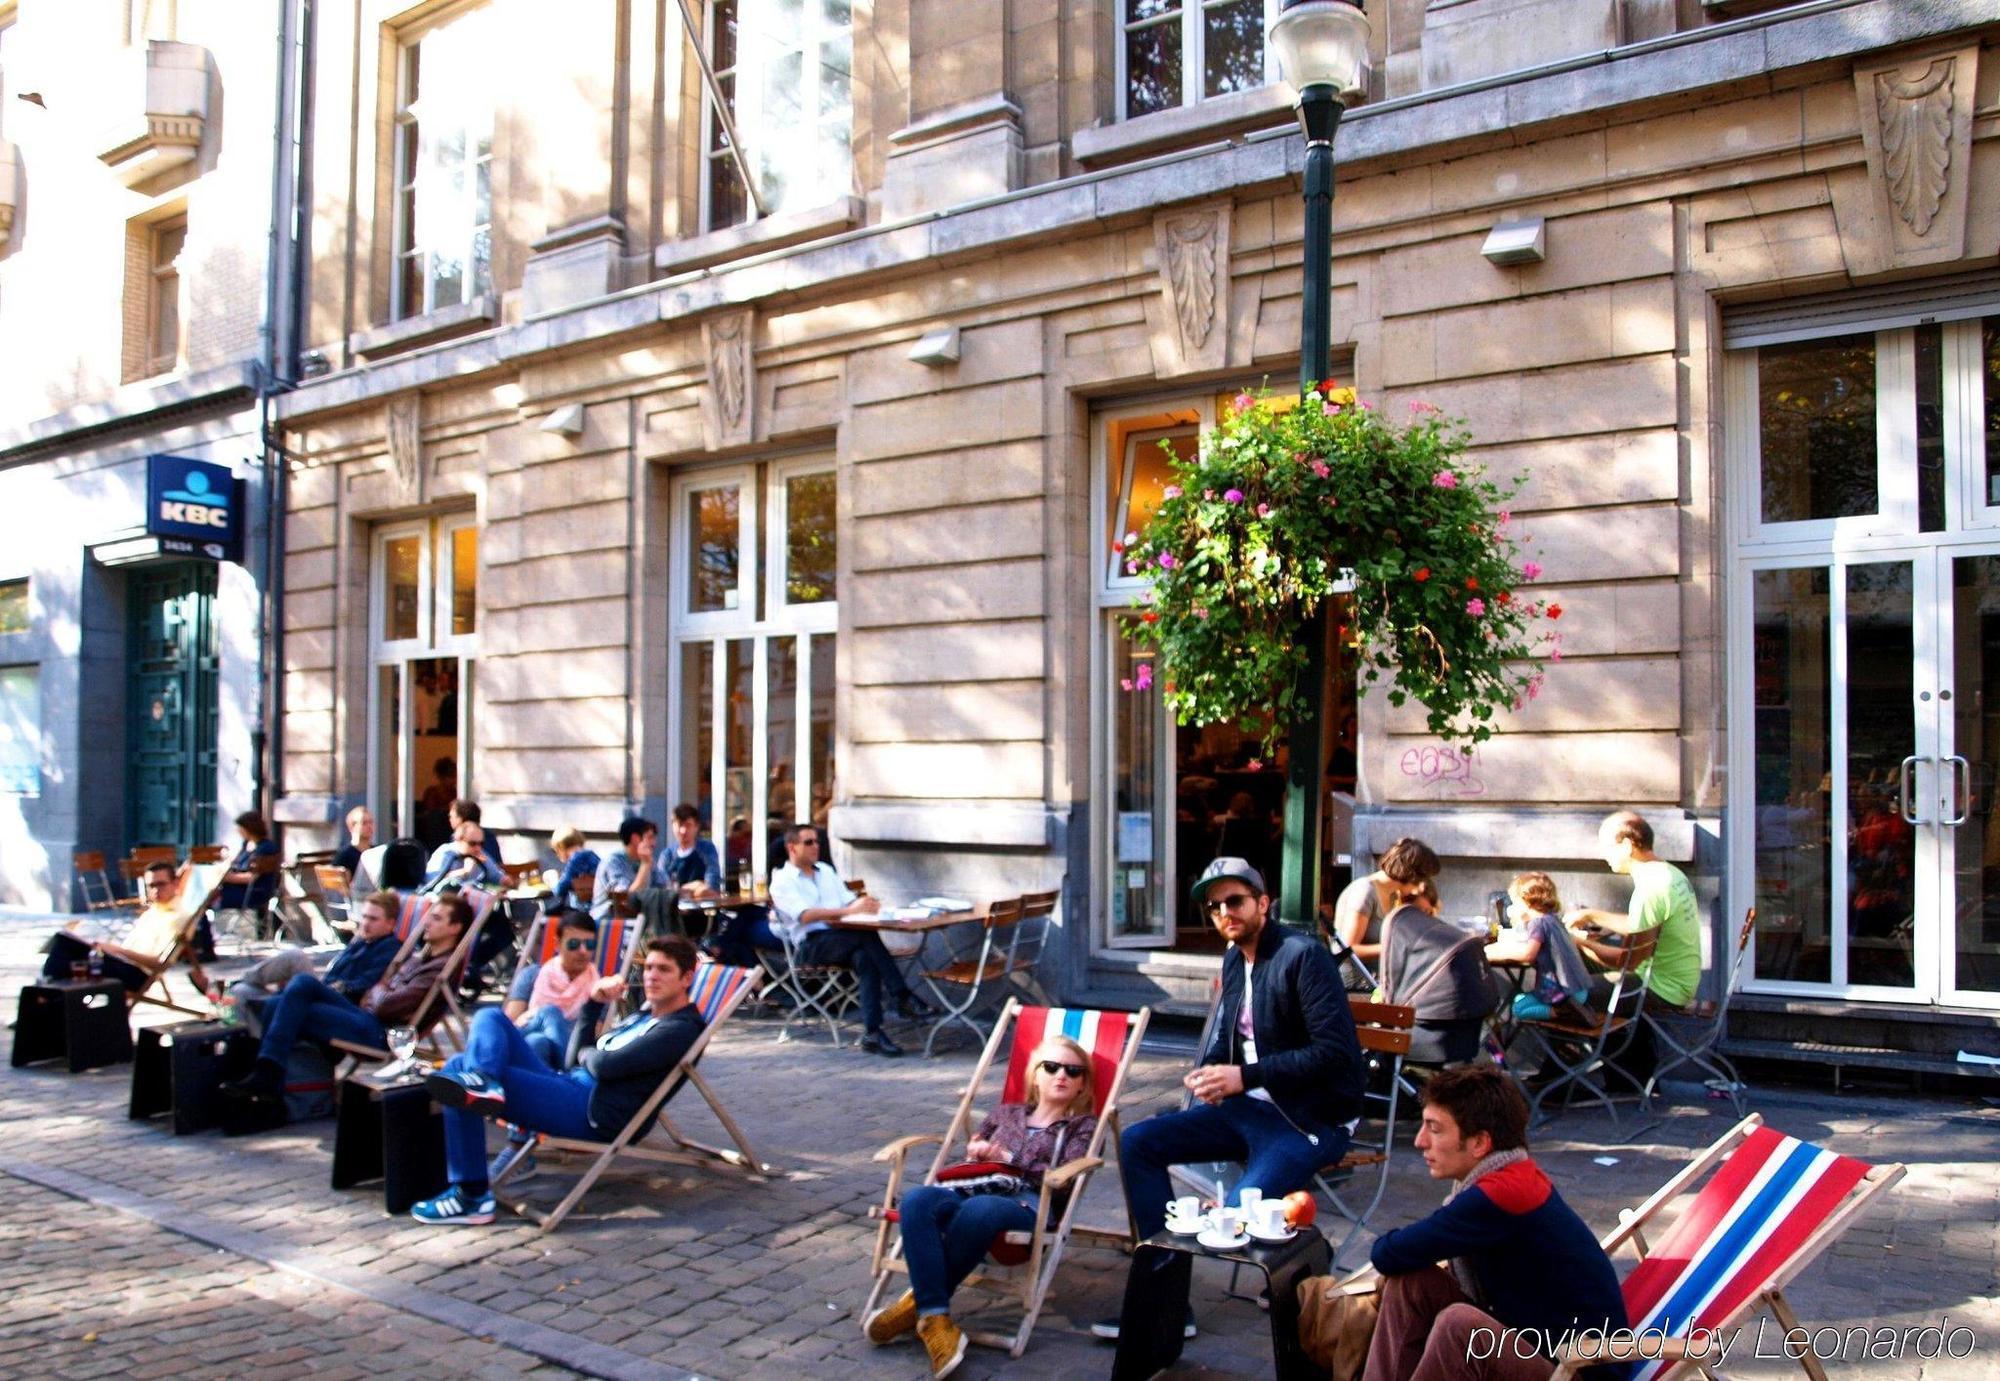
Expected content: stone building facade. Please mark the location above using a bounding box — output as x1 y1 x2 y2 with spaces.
0 0 303 908
272 0 2000 1045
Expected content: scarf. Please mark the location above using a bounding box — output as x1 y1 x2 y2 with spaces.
1443 1147 1532 1302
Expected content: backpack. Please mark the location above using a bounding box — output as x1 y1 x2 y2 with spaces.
378 837 427 891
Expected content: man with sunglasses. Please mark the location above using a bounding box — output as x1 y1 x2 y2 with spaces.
43 861 189 992
1097 857 1364 1343
514 910 602 1067
768 823 937 1057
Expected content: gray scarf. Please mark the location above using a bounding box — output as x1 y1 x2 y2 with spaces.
1443 1148 1532 1302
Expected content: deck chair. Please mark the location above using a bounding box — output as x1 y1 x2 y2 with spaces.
1515 929 1657 1126
328 893 483 1073
863 1000 1150 1358
1643 908 1756 1117
491 960 769 1231
1550 1114 1905 1381
127 862 228 1019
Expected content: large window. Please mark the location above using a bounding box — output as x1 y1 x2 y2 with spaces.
701 0 854 232
392 5 495 319
0 664 38 796
369 515 477 850
672 458 837 885
1119 0 1277 120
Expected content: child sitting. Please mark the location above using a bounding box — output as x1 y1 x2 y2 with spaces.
1490 872 1592 1022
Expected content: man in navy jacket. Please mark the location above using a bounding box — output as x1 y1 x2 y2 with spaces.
1365 1066 1632 1381
1098 857 1364 1341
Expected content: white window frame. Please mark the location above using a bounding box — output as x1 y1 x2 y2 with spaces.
766 454 839 615
390 2 495 320
1116 0 1280 122
436 512 479 654
370 520 432 659
698 0 855 233
367 515 478 838
669 457 838 886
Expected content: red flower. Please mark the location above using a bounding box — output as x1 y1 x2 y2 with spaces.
1547 603 1564 620
1465 576 1479 590
1413 567 1430 583
1141 611 1159 624
1497 590 1512 605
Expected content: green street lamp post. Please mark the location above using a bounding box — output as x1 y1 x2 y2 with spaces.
1267 0 1372 932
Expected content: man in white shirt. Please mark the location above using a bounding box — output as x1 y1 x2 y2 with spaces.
767 823 936 1057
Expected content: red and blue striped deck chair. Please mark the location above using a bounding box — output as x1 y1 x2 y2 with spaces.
1551 1114 1905 1381
863 999 1151 1358
493 960 769 1232
595 910 638 981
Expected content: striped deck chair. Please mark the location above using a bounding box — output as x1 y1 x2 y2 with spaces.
1551 1114 1905 1381
127 863 228 1019
493 960 769 1231
328 890 484 1072
863 1000 1150 1358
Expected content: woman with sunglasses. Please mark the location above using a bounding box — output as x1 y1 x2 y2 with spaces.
865 1035 1099 1377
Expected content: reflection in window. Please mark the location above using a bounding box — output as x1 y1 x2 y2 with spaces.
1752 567 1831 983
394 6 496 319
0 665 38 795
768 635 797 836
384 536 421 641
784 470 837 604
723 638 755 875
1984 318 2000 507
1845 562 1915 988
1757 334 1877 524
1110 623 1165 942
450 526 477 636
809 633 835 830
703 0 853 231
1121 0 1274 120
0 580 26 635
689 487 741 612
680 642 715 823
1916 324 1945 533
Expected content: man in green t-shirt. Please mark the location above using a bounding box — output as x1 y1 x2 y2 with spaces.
1566 810 1702 1009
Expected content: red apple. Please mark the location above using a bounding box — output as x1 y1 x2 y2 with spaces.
1283 1190 1317 1228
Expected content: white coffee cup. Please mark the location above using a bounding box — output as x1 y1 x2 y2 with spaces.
1168 1196 1201 1226
1238 1185 1263 1214
1253 1199 1289 1236
1213 1207 1246 1239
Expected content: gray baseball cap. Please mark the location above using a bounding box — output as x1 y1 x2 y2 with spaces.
1190 856 1266 906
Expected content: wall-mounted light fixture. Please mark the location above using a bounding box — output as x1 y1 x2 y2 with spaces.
540 403 587 437
1481 216 1546 266
908 326 960 367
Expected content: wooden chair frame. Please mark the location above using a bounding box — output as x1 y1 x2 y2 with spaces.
1642 908 1755 1117
1549 1113 1906 1381
1516 929 1657 1126
915 896 1024 1056
492 963 771 1232
862 999 1150 1358
328 893 485 1073
126 863 228 1019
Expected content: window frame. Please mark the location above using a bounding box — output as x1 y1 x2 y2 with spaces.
0 577 28 636
146 216 187 378
675 463 759 635
766 454 839 615
1115 0 1280 123
436 512 479 654
389 2 496 321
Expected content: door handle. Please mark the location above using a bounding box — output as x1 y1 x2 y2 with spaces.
1944 755 1972 827
1900 755 1926 825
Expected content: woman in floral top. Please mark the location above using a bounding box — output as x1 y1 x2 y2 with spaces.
864 1034 1099 1377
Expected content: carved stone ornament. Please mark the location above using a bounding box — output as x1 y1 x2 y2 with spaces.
387 395 421 497
1149 202 1232 377
701 309 755 449
1853 46 1977 270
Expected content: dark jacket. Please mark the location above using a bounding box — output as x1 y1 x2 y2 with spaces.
360 944 454 1030
574 999 706 1136
1201 922 1364 1132
663 840 722 892
322 933 399 1001
1371 1158 1633 1380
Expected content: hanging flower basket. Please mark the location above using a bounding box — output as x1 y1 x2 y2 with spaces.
1122 385 1556 751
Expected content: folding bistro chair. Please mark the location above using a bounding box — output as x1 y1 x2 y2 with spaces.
916 896 1023 1056
1643 908 1756 1116
1550 1114 1905 1381
492 960 770 1231
127 863 228 1019
863 1000 1150 1358
313 865 356 933
1514 928 1656 1126
74 851 126 914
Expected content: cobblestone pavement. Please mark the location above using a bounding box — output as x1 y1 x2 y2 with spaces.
2 910 1996 1379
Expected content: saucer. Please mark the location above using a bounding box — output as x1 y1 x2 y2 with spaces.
1197 1226 1251 1251
1165 1215 1205 1236
1247 1221 1297 1243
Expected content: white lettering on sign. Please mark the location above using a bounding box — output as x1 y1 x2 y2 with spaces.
160 502 229 527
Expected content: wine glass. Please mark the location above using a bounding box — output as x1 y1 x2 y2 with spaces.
386 1026 417 1077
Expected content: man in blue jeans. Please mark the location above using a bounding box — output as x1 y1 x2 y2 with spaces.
1096 857 1365 1342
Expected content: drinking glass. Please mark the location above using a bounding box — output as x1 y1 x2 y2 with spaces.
386 1026 417 1076
736 870 753 898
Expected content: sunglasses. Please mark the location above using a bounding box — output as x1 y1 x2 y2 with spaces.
561 937 592 952
1203 892 1258 917
1038 1059 1087 1080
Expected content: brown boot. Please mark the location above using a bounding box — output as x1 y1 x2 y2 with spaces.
863 1289 917 1345
916 1314 967 1379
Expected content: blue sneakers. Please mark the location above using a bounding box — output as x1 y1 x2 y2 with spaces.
410 1184 496 1226
426 1067 506 1113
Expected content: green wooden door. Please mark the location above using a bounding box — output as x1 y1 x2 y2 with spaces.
127 563 219 851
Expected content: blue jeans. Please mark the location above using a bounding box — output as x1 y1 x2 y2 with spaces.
1120 1095 1348 1239
709 906 780 968
255 973 386 1068
441 1008 603 1185
517 1005 576 1068
897 1185 1038 1316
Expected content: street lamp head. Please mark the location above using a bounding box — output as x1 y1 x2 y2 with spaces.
1269 0 1372 110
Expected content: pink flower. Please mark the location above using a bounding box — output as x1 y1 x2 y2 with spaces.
1497 509 1512 526
1527 673 1546 701
1521 561 1543 581
1157 552 1177 569
1466 597 1486 616
1322 401 1342 417
1134 663 1154 690
1246 758 1263 772
1223 488 1245 504
1193 606 1209 620
1163 485 1182 500
1308 459 1330 478
1120 678 1134 692
1204 489 1217 501
1234 393 1255 411
1256 503 1271 518
1125 560 1139 575
1432 471 1459 490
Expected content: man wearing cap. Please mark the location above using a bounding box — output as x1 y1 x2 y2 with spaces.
1096 857 1365 1343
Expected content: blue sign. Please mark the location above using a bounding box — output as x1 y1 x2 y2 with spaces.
146 455 241 561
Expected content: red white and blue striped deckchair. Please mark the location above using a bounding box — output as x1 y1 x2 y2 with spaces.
331 888 492 1073
493 960 770 1232
864 999 1152 1358
1551 1114 1905 1381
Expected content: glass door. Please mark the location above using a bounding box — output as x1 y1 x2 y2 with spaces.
1941 549 2000 1007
